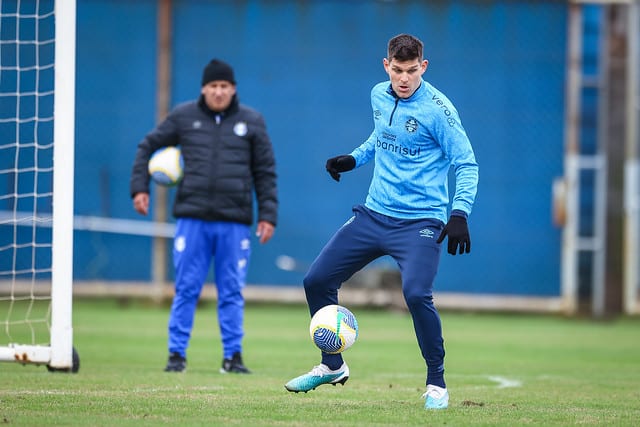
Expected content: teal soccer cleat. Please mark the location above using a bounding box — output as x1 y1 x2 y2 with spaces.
284 363 349 393
423 384 449 409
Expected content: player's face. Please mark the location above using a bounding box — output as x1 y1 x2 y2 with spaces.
201 80 236 112
383 58 428 99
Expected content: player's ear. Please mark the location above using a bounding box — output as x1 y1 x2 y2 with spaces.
383 58 390 73
422 60 429 72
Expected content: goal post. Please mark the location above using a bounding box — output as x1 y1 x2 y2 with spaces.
50 0 75 370
0 0 78 371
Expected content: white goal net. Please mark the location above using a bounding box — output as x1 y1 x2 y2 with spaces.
0 0 77 371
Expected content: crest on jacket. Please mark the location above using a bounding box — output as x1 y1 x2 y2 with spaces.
234 121 248 136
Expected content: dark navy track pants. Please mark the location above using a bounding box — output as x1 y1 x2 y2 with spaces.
303 204 447 387
169 218 251 360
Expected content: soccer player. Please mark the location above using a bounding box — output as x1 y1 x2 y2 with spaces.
130 59 278 374
284 34 478 410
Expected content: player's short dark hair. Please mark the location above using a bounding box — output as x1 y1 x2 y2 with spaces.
387 34 423 62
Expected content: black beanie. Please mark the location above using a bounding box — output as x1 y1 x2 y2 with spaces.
201 59 235 86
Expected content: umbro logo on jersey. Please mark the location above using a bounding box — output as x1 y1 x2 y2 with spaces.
419 228 434 238
193 120 202 129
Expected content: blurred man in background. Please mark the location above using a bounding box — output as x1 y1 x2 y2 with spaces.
130 58 278 374
284 34 478 410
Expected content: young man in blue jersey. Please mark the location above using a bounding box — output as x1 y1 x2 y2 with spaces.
284 34 478 410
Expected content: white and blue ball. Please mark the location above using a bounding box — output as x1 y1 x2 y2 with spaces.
148 146 184 186
309 304 358 354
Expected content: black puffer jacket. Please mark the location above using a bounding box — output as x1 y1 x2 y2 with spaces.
130 95 278 226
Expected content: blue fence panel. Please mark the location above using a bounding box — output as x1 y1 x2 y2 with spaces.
0 0 55 279
74 0 158 279
69 1 568 296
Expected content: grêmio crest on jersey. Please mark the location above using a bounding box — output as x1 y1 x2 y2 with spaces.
405 118 418 133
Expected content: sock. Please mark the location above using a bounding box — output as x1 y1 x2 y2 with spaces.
427 364 446 388
321 353 344 371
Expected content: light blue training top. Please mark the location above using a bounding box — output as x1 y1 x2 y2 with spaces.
350 79 479 224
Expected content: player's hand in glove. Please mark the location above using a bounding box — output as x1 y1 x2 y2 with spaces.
326 155 355 182
436 211 471 255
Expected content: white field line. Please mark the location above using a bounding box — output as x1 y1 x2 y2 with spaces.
350 372 524 389
487 376 523 388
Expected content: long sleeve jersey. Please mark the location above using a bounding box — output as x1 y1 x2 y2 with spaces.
350 80 478 224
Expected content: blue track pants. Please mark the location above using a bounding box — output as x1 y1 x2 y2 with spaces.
169 218 251 360
303 205 446 387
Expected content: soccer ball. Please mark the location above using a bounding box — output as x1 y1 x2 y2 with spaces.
148 146 183 186
309 304 358 354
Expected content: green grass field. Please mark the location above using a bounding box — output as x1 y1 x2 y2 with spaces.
1 298 639 426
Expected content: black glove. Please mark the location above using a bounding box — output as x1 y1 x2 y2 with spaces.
436 213 471 255
326 155 355 182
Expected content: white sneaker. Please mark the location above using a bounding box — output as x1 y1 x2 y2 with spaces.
422 384 449 409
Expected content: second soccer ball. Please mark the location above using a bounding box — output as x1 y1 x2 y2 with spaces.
148 146 184 186
309 304 358 354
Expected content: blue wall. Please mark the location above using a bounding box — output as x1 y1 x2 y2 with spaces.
17 1 569 296
74 1 158 280
0 0 56 279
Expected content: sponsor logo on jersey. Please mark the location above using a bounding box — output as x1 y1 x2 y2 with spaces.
376 138 421 157
382 131 396 142
432 95 457 127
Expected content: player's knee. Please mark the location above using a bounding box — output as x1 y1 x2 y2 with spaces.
175 282 202 300
303 268 330 293
403 289 434 310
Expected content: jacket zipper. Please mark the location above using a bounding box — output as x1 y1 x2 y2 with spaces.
389 97 400 126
